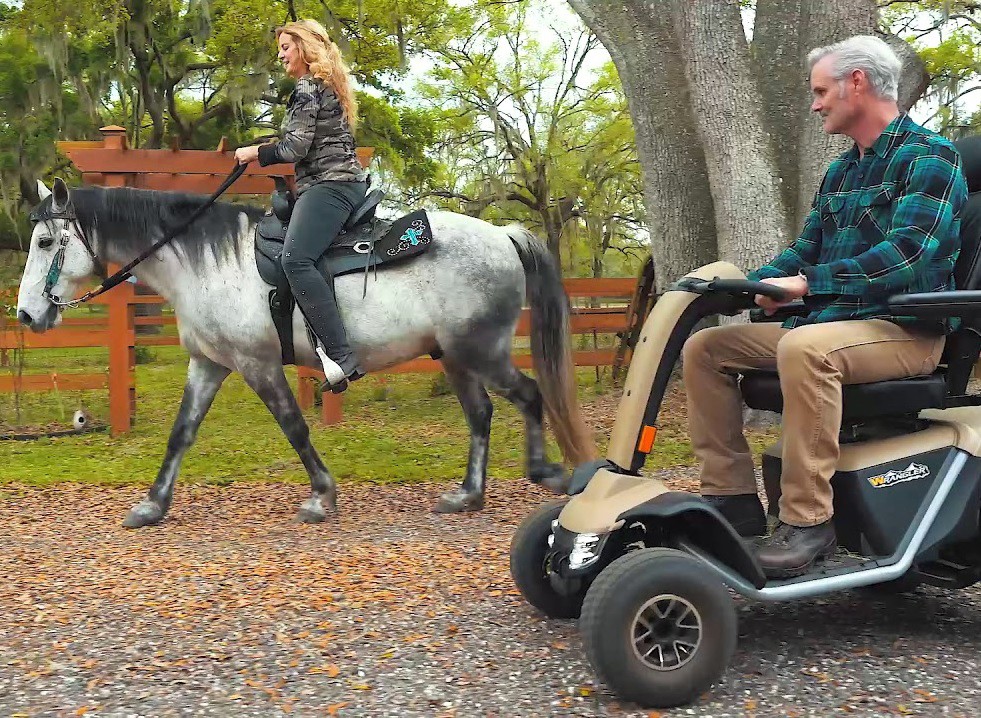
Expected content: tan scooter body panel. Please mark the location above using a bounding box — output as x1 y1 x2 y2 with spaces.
606 261 746 468
762 406 981 471
562 262 746 535
558 468 670 534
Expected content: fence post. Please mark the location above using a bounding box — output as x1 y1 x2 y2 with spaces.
294 366 344 424
296 365 314 409
107 278 136 435
321 392 344 425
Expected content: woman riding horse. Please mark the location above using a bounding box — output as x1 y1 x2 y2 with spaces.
16 24 596 527
235 20 367 392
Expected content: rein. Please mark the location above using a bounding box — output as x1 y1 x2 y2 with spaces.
31 164 248 309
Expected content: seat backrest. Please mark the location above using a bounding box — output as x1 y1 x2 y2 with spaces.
952 136 981 290
940 136 981 392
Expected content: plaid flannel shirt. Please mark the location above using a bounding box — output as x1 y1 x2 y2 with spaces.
749 113 968 332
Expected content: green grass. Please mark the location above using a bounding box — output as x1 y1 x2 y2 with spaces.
0 344 778 488
0 345 603 487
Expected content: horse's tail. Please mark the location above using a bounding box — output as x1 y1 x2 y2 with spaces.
507 227 598 466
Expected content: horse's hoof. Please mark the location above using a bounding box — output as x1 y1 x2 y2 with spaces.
122 500 165 529
433 490 485 513
295 497 329 524
531 463 570 494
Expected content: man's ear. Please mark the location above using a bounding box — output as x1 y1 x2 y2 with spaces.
51 177 70 212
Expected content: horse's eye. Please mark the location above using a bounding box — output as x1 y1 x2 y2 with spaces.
38 236 54 249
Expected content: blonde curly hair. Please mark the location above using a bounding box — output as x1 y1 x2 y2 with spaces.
276 20 359 132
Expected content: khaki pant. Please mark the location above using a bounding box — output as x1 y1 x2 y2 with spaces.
682 320 945 526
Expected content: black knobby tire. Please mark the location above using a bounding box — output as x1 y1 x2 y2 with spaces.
509 498 585 619
580 548 737 708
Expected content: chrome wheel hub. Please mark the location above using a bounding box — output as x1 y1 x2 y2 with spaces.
630 594 702 671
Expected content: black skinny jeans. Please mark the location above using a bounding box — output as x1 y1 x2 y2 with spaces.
282 180 367 371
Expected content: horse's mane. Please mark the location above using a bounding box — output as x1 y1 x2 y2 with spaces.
44 186 266 269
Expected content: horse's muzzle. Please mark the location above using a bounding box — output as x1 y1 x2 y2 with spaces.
17 306 57 333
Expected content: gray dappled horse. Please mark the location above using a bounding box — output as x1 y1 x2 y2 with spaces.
16 178 597 527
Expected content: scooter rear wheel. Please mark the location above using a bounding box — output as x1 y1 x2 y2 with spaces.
580 548 737 708
509 499 586 619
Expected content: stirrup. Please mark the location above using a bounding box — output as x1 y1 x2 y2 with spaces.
316 346 365 394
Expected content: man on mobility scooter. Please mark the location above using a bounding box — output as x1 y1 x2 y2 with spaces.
685 34 968 578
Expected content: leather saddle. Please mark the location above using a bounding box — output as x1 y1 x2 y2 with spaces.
254 177 434 364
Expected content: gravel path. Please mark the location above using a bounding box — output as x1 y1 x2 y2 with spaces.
2 477 980 717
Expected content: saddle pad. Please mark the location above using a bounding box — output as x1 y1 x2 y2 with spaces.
254 209 434 283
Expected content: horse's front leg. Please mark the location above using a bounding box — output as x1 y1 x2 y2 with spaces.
239 364 337 523
123 355 231 528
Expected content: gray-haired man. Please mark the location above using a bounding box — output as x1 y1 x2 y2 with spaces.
684 35 967 578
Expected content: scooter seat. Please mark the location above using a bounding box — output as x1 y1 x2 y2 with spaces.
739 370 948 420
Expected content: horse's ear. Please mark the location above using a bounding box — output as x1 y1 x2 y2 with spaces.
36 180 52 203
51 177 69 212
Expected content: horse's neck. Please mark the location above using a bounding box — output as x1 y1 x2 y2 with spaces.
97 227 240 309
100 220 255 307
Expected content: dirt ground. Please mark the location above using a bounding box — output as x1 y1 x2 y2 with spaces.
2 383 981 717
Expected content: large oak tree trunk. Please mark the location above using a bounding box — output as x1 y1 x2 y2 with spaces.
675 0 788 271
753 0 805 235
567 0 716 291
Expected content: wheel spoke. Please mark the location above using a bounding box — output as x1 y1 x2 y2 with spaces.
644 642 664 668
634 627 654 645
654 598 675 620
673 604 693 628
671 642 683 666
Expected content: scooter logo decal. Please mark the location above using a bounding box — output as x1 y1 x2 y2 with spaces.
867 463 930 489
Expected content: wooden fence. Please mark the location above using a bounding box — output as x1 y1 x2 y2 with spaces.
1 274 641 433
1 276 138 435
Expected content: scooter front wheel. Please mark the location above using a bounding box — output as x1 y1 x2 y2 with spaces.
580 547 737 708
509 499 586 619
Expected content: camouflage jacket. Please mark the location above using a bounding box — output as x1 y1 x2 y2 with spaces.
257 75 366 193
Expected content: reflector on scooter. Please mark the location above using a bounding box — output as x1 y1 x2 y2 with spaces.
637 425 657 453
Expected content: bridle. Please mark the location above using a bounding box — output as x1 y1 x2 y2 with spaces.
29 201 108 309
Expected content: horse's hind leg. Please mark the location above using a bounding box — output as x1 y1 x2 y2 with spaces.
124 355 231 528
239 363 337 523
434 360 492 513
481 362 570 494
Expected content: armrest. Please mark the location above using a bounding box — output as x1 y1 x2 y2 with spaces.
749 301 808 323
888 291 981 318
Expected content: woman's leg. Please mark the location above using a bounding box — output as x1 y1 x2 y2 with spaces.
282 181 367 381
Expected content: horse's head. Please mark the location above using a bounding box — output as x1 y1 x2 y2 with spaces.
17 178 102 332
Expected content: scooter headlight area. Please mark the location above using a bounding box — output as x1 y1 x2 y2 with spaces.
547 523 609 574
508 254 981 712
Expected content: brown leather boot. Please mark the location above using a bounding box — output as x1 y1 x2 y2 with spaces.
756 520 836 578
